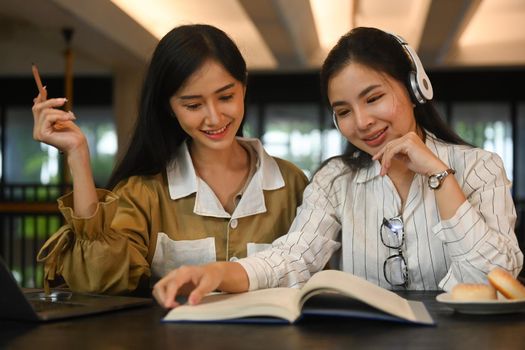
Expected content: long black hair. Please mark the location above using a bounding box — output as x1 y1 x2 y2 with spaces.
107 24 247 189
319 27 469 171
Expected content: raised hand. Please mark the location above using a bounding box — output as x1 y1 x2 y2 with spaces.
32 91 99 217
32 93 85 155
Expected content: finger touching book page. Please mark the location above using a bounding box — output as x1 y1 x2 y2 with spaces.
162 270 435 325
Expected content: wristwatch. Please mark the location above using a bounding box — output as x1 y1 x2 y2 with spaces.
428 168 455 190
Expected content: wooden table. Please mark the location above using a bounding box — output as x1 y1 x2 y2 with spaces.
1 291 524 349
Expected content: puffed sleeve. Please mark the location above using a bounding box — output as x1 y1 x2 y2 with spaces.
38 178 152 295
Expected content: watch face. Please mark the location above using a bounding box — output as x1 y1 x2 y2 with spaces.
428 175 440 189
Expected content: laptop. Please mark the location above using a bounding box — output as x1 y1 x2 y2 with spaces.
0 257 153 322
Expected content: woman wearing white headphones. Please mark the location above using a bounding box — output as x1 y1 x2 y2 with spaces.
153 27 522 308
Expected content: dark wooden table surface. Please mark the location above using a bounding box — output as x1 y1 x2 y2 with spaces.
1 291 524 350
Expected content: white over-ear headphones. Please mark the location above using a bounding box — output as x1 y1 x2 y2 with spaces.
332 32 433 131
390 33 433 104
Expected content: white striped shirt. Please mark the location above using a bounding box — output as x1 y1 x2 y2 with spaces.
238 134 523 291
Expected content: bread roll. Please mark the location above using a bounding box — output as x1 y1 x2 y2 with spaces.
487 267 525 300
451 283 497 301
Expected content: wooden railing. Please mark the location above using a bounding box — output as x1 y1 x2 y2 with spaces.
0 184 68 287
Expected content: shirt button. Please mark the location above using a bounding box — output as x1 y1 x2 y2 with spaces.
229 257 238 262
230 219 238 229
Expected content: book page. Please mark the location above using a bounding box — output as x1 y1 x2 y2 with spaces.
299 270 421 323
163 288 303 323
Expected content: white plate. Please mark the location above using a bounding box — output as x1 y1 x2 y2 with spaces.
436 293 525 315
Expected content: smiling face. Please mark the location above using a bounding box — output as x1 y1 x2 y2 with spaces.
169 59 245 153
329 62 418 156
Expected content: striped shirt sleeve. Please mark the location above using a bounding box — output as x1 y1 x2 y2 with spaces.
238 160 344 290
433 150 523 290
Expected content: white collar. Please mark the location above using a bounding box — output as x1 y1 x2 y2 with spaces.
166 137 285 218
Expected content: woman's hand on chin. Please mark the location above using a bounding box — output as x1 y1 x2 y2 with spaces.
372 131 447 176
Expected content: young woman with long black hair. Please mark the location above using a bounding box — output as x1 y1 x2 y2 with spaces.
33 24 308 295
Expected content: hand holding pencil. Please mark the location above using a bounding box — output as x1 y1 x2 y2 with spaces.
32 64 71 131
30 64 99 222
31 64 82 154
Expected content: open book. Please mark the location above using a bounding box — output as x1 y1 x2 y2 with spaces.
163 270 434 325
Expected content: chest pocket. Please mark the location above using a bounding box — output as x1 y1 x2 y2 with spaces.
151 232 216 280
247 242 272 256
